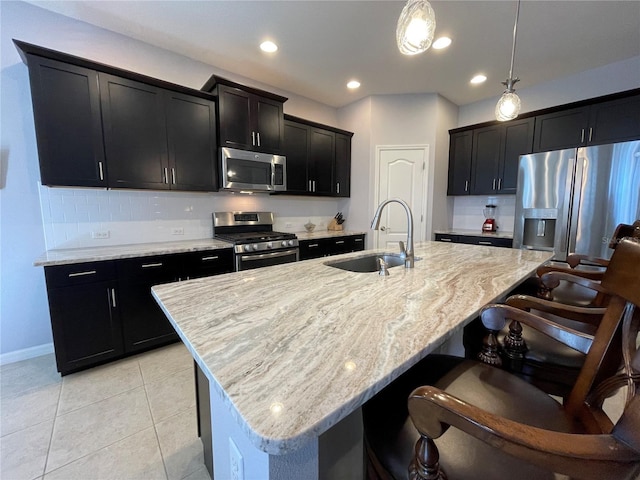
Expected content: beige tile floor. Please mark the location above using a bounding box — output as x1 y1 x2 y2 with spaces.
0 343 210 480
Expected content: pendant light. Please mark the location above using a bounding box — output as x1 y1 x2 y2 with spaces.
396 0 436 55
495 0 522 121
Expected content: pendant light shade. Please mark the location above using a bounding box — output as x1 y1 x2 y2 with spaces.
496 0 523 121
396 0 436 55
495 79 521 121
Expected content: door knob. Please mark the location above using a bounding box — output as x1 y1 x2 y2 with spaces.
380 226 387 231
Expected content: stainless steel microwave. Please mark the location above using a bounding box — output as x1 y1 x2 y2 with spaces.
220 147 286 192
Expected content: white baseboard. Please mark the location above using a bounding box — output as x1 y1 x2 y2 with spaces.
0 343 54 366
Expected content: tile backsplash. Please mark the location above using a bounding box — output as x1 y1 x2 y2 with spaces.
451 195 516 234
38 185 343 250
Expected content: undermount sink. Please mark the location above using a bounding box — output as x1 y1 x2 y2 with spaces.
324 253 407 273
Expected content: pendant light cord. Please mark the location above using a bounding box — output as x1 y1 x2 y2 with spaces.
508 0 521 82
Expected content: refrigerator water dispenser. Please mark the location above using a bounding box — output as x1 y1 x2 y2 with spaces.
522 218 556 249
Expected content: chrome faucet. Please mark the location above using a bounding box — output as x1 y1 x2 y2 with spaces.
370 198 415 268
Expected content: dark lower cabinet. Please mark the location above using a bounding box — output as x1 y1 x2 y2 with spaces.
299 234 366 260
435 233 513 248
43 248 234 375
116 256 179 353
45 262 123 375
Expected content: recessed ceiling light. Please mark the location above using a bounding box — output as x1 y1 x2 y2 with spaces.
432 37 452 50
347 80 361 89
470 74 487 84
260 41 278 53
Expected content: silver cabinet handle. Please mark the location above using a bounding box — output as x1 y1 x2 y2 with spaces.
257 132 261 147
308 180 312 192
308 243 319 248
201 256 219 261
163 167 169 184
252 131 255 146
497 178 502 190
581 128 585 143
588 127 593 143
98 161 104 181
336 183 340 194
171 168 176 184
440 238 452 242
478 241 492 245
68 270 97 278
312 180 316 192
464 180 469 192
141 262 163 268
110 288 117 308
492 178 496 190
355 238 363 242
335 240 345 245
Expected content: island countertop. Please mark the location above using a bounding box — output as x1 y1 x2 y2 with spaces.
151 241 552 456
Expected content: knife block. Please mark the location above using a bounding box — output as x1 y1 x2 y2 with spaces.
327 219 343 231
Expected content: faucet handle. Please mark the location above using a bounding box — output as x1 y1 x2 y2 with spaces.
378 257 390 276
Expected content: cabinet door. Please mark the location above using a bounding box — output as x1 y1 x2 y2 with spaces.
588 95 640 145
334 133 351 197
45 262 122 375
299 238 333 260
499 117 534 194
100 74 169 189
309 128 335 195
217 85 252 150
283 121 310 193
447 131 472 195
166 92 217 191
471 126 501 195
255 97 284 153
179 249 234 279
26 55 107 187
532 107 590 152
117 257 178 353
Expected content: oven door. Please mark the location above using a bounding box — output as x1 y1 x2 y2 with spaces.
236 248 299 271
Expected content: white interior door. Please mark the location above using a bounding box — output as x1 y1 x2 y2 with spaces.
375 146 428 249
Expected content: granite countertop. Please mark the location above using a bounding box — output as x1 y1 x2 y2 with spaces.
151 241 552 455
33 239 234 267
33 232 365 267
435 229 514 239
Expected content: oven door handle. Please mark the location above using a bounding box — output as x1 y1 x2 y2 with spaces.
240 249 299 262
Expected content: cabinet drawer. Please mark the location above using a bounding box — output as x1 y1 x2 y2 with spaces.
116 255 176 282
45 261 116 288
180 249 234 278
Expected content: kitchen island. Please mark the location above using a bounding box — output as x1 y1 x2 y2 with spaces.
152 241 552 479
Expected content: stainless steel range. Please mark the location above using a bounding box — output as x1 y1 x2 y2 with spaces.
213 212 299 271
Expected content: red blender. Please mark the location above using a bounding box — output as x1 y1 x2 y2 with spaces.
482 204 497 232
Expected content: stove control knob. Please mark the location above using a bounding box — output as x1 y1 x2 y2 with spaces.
288 240 294 247
253 244 259 251
281 241 288 247
243 244 252 252
266 242 273 249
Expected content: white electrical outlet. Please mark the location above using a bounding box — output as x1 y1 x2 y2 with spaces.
229 438 244 480
171 227 184 235
91 230 110 239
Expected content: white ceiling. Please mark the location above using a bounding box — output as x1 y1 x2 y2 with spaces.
26 1 640 108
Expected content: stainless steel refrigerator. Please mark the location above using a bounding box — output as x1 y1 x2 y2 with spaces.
513 140 640 261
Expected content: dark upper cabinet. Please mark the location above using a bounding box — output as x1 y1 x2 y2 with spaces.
334 133 352 197
309 128 335 195
283 120 310 193
471 118 534 195
533 93 640 152
588 95 640 145
99 74 169 190
532 107 590 152
16 40 218 192
447 131 473 195
282 115 352 197
44 261 123 375
166 92 217 191
25 55 107 187
215 83 285 154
